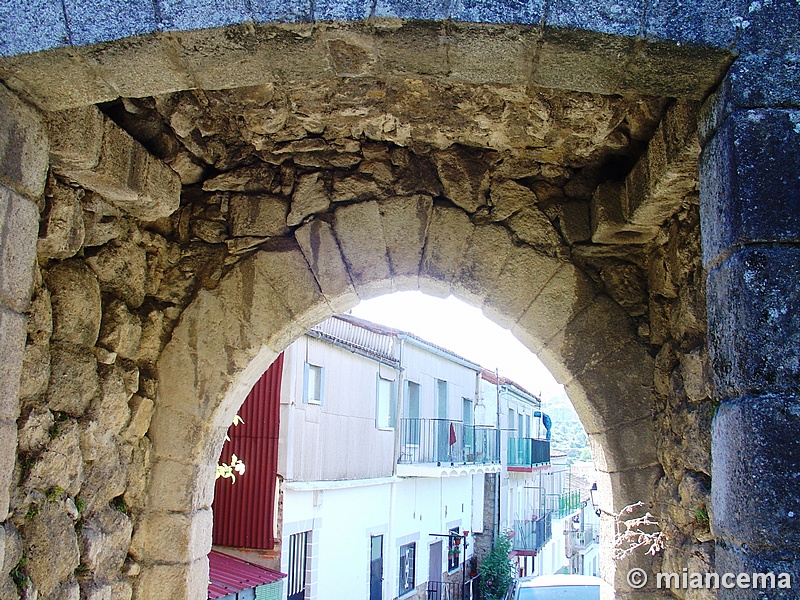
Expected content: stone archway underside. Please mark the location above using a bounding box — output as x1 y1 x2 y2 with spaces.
0 13 744 600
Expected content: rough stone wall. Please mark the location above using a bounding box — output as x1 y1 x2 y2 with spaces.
0 68 715 598
8 176 186 599
648 204 716 600
473 473 498 565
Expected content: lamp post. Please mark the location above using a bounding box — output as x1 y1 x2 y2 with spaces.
589 482 602 517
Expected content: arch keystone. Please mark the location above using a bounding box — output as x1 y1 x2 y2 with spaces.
332 201 392 299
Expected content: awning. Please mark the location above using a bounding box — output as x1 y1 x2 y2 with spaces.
208 550 287 599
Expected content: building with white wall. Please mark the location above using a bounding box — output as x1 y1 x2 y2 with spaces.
212 314 597 599
277 315 499 600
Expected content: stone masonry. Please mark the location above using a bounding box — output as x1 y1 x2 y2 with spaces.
0 3 797 600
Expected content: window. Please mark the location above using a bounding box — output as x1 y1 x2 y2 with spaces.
287 531 310 600
398 542 416 596
303 363 324 404
436 379 448 419
462 398 473 456
405 381 421 444
376 375 396 429
447 527 461 571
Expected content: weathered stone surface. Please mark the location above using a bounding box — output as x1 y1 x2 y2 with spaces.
23 420 84 497
18 340 50 400
78 507 133 578
46 342 99 417
419 205 475 297
713 393 800 553
0 84 49 200
22 502 80 598
79 432 127 513
130 509 212 564
295 219 358 312
514 262 598 348
378 194 433 288
91 366 132 435
132 557 208 600
228 194 289 237
85 239 148 308
202 162 276 192
454 223 514 305
26 284 53 343
98 299 141 360
0 307 26 420
560 200 591 244
332 201 391 298
138 308 175 365
45 260 102 347
82 193 124 248
0 186 39 312
434 146 489 213
38 176 86 260
47 105 105 173
17 406 54 454
288 172 330 226
706 246 800 398
125 395 154 440
680 347 709 403
331 173 386 203
482 246 562 329
700 109 800 268
506 206 563 253
488 179 537 222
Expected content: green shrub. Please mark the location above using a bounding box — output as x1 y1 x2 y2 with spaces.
479 532 515 600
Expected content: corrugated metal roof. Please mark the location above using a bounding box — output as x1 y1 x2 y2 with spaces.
208 550 286 599
314 313 482 370
213 353 284 549
481 367 540 402
311 314 399 364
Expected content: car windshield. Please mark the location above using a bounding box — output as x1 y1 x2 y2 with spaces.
518 585 600 600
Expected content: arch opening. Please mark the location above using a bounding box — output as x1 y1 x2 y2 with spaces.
0 16 728 599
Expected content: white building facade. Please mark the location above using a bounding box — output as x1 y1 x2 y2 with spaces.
277 315 500 600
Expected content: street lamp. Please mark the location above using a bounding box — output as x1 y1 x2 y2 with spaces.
589 483 601 517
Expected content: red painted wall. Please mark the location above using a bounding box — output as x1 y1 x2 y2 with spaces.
212 353 284 550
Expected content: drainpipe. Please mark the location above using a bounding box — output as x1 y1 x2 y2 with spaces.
393 336 405 475
495 369 501 540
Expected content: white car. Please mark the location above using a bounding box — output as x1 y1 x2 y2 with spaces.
506 574 608 600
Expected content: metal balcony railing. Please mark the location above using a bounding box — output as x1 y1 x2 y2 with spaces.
399 419 499 466
507 437 551 467
576 524 598 548
553 490 582 519
512 511 553 553
426 576 480 600
565 523 598 558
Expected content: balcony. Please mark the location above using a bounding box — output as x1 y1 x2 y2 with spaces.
512 511 553 554
553 490 582 519
565 523 598 558
397 418 500 478
507 437 551 471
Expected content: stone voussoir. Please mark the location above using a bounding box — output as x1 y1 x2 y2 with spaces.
49 106 180 221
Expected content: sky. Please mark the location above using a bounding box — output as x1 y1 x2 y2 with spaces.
349 291 571 407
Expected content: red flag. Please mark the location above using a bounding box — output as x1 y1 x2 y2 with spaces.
449 423 457 446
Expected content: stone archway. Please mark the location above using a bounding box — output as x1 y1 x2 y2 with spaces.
141 196 659 596
1 3 798 600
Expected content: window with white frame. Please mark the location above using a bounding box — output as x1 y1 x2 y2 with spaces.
376 374 396 429
303 362 324 404
405 381 421 444
398 542 416 596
